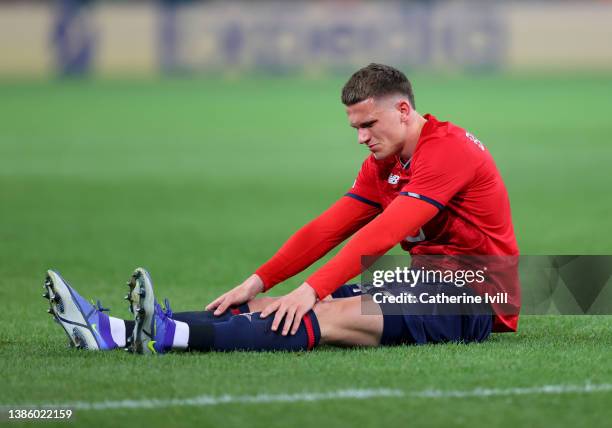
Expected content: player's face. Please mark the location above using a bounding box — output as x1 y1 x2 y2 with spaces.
346 97 408 160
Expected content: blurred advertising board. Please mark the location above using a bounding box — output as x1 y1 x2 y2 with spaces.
1 1 611 76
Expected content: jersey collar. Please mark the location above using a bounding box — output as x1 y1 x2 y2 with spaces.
396 156 411 170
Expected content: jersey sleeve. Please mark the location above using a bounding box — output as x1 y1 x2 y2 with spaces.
344 155 382 209
254 195 380 291
306 196 438 299
400 135 481 209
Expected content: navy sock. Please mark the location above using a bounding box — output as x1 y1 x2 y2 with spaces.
186 311 321 352
125 320 135 344
121 304 250 346
173 303 250 324
187 323 215 351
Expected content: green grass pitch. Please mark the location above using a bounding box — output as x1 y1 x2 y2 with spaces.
0 74 611 427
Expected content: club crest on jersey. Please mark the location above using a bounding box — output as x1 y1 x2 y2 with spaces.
387 174 400 185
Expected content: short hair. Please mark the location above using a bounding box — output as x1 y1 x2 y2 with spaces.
341 63 415 108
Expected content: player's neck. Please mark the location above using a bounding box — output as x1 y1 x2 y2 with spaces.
399 113 427 164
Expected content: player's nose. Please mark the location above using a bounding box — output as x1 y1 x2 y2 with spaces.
358 128 371 145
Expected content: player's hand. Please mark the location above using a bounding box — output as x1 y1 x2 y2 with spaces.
260 282 317 336
206 274 264 316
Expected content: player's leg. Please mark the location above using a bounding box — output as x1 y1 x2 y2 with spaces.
173 289 492 352
159 297 275 326
312 289 494 347
169 286 352 322
176 289 341 319
170 304 251 324
42 269 363 353
147 283 359 324
127 270 384 354
233 285 374 346
313 296 383 346
127 269 321 354
196 296 383 352
127 270 491 354
234 296 277 312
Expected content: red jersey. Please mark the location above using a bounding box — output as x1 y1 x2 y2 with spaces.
350 114 518 256
348 114 519 331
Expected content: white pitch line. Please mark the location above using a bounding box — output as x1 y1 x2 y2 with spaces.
411 383 612 398
0 389 403 411
2 383 611 411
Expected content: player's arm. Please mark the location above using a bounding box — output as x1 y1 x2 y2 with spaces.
254 194 381 291
206 195 381 314
306 195 438 299
261 195 439 334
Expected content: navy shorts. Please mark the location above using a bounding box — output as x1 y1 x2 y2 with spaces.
332 283 493 345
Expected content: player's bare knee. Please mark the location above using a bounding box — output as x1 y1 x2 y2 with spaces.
246 296 276 312
313 297 378 345
313 299 340 342
314 296 384 346
313 298 348 320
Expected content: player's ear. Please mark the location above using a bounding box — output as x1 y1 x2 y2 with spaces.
396 99 412 123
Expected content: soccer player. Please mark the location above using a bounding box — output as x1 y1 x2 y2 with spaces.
44 63 519 354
